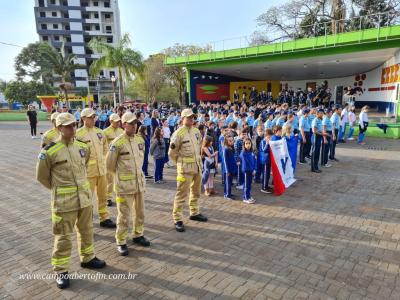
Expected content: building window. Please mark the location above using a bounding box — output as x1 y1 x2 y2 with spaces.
99 71 104 76
94 12 99 18
41 24 47 29
52 12 57 17
95 24 100 31
62 1 67 5
105 13 111 19
53 23 58 29
38 0 45 7
42 36 49 41
104 2 110 7
66 36 71 42
54 35 60 41
40 11 45 17
84 24 91 31
105 25 111 33
84 36 91 43
109 71 115 77
63 12 69 18
106 37 113 43
81 1 88 7
93 1 98 6
50 0 56 4
82 13 89 19
65 25 70 30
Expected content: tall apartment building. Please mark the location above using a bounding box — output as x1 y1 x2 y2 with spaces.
34 0 121 101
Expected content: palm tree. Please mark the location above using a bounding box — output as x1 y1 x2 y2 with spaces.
38 42 84 107
88 33 144 104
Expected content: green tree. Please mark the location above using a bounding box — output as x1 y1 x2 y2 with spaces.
4 80 54 105
89 33 144 104
14 42 55 83
163 43 212 105
138 54 167 102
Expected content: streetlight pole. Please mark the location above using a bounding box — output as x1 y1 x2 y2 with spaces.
111 75 116 109
97 77 100 106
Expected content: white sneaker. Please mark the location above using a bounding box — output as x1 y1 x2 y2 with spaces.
347 137 354 141
324 164 332 168
243 199 250 204
31 136 35 139
236 185 243 190
248 198 256 204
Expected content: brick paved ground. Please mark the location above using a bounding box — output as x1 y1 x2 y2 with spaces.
0 121 400 300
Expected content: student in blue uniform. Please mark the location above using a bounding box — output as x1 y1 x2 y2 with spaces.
234 130 248 189
167 111 176 134
218 126 228 184
260 129 273 194
307 108 317 158
311 109 325 173
277 111 287 127
254 126 264 183
222 135 236 200
321 108 333 168
240 138 257 204
329 105 341 162
246 110 255 137
264 112 274 130
299 108 311 164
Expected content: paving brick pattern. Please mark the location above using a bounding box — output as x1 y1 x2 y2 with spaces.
0 121 400 299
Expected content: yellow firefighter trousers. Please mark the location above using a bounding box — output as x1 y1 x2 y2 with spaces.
106 172 114 200
115 192 145 245
51 206 95 273
88 175 109 222
172 171 201 222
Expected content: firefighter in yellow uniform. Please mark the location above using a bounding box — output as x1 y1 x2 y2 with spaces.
36 113 106 289
168 108 208 232
76 108 116 228
41 112 60 148
106 112 150 256
103 113 124 207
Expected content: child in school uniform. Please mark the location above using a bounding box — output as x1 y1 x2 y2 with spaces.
150 127 166 184
201 136 218 196
222 135 236 200
234 129 248 189
283 124 298 174
254 126 264 183
272 125 283 141
260 129 273 194
240 138 257 204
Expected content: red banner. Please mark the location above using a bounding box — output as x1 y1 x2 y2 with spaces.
196 84 230 101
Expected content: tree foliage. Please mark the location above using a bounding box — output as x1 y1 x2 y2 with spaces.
3 81 54 105
89 33 144 103
251 0 400 45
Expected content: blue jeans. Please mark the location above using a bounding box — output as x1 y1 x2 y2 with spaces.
142 146 149 176
243 172 253 200
347 126 354 139
338 123 348 141
154 158 164 182
223 173 233 197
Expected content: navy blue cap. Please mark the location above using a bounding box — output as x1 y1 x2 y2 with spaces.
234 111 239 115
221 125 228 129
325 108 332 113
242 113 247 117
282 111 288 115
303 108 310 114
317 108 325 113
274 111 280 116
229 109 234 113
334 104 341 109
213 108 217 112
222 110 228 115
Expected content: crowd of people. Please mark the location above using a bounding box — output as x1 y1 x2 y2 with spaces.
34 88 371 289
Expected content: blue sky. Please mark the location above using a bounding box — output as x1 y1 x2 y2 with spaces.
0 0 279 81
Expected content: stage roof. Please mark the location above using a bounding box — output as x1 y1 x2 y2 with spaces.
165 25 400 81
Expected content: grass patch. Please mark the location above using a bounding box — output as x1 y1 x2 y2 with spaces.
0 111 49 121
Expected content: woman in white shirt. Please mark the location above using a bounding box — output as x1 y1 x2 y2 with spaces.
358 106 369 145
162 119 172 166
347 106 356 141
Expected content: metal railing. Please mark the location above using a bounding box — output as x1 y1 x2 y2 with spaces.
166 11 400 62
